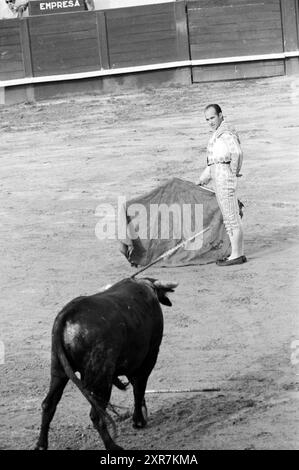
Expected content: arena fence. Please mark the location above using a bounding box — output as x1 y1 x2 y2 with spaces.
0 0 298 103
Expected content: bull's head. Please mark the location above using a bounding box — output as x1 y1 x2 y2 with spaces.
142 278 178 306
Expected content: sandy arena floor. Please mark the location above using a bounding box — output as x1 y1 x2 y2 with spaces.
0 75 299 450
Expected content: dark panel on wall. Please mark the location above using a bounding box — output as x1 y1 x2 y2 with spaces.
281 0 299 73
105 2 188 68
28 12 101 76
280 0 299 51
188 0 284 59
0 20 25 80
192 59 285 82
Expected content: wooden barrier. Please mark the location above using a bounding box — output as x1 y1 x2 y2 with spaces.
0 0 299 103
280 0 299 74
28 12 101 75
0 19 25 81
105 1 188 68
188 0 284 58
187 0 289 81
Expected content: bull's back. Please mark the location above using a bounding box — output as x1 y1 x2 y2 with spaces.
54 280 163 375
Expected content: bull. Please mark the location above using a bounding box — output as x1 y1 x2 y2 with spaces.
35 277 178 450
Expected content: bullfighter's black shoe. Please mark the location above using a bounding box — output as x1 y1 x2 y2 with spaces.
216 255 247 266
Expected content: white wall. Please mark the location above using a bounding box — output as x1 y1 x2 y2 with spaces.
93 0 174 10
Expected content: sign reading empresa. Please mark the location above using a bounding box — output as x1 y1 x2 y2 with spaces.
28 0 86 15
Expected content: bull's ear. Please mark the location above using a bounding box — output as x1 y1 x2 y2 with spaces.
153 280 178 307
158 294 172 307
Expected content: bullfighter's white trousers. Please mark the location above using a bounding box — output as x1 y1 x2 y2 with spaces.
210 163 242 236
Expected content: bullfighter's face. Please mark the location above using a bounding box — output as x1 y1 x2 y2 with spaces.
205 107 223 131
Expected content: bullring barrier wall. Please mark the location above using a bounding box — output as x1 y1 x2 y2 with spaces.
0 0 299 103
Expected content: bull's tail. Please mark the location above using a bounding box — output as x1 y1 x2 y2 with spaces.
52 303 117 437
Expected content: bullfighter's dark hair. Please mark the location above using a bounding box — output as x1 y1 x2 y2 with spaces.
204 104 222 115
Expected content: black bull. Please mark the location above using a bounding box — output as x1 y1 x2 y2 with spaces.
35 277 178 450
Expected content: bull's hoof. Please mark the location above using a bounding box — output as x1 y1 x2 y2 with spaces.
34 444 47 450
108 443 124 451
133 420 147 429
133 405 147 429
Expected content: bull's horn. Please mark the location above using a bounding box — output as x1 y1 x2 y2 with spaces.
99 283 112 292
153 280 179 289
